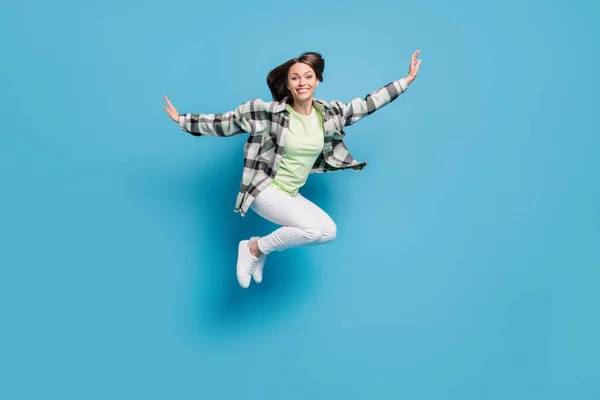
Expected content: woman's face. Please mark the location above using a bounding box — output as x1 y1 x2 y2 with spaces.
287 62 318 102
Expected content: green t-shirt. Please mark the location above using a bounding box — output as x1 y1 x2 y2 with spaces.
270 104 325 195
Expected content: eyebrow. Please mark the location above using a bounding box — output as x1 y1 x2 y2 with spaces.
290 71 314 76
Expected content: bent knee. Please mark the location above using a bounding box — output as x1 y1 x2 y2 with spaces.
309 220 337 244
322 220 337 243
302 218 337 244
302 221 325 243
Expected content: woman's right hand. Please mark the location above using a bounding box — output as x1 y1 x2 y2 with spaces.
163 95 180 123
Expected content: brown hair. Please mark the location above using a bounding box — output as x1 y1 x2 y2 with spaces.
266 52 325 102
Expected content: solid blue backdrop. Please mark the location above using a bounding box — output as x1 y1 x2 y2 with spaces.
1 0 599 398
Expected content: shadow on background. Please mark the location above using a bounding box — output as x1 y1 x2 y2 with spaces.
144 139 334 339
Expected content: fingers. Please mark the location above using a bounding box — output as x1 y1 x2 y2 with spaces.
163 95 177 118
407 52 422 80
411 51 422 70
164 94 174 109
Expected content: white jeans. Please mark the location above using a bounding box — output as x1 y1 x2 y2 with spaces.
249 186 337 255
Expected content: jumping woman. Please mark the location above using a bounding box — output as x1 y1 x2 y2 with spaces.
163 50 422 288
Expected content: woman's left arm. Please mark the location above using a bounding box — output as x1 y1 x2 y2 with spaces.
336 50 422 127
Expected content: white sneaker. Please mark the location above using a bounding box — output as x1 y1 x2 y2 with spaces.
249 236 268 283
237 240 259 288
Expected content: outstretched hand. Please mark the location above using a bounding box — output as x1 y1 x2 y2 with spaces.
405 50 422 85
163 95 179 123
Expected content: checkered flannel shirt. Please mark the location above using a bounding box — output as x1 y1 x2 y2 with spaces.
178 78 409 216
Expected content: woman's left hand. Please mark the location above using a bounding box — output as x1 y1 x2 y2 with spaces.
405 50 422 85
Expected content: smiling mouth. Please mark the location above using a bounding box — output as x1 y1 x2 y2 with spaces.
296 88 309 94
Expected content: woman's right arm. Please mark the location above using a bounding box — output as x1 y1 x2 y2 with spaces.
163 95 253 137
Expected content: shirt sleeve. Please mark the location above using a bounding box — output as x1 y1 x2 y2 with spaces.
178 100 255 137
335 78 408 127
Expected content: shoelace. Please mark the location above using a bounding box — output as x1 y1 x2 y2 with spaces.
245 248 258 274
255 255 267 272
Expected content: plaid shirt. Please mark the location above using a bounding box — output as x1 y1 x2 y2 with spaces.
179 78 409 216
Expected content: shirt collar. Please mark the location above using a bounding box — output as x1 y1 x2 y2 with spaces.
273 97 333 114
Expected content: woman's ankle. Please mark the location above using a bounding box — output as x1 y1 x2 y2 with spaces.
250 241 262 257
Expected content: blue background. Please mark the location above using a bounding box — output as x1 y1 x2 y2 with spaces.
1 0 599 398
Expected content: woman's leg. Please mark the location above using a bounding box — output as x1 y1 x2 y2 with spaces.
293 192 337 245
249 186 334 255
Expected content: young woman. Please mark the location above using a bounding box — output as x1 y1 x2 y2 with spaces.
163 50 422 288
